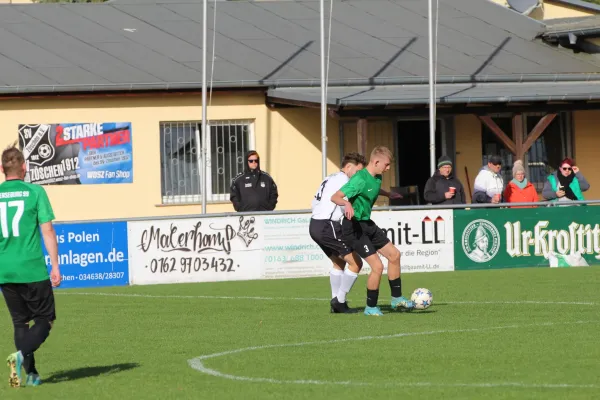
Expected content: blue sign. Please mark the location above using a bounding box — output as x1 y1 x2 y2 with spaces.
18 122 133 185
43 221 129 289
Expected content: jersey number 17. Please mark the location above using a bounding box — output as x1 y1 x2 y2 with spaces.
0 200 25 238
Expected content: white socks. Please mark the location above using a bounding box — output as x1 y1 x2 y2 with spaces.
336 269 358 303
330 269 344 299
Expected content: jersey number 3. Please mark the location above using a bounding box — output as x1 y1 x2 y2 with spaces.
0 200 24 238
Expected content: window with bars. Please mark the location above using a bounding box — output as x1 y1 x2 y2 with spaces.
160 120 253 204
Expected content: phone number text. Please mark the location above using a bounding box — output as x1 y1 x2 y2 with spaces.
146 257 237 274
64 272 126 281
264 253 325 263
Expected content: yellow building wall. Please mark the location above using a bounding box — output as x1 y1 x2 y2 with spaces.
454 115 483 203
544 1 595 18
586 38 600 47
0 93 341 221
489 0 594 19
573 110 600 200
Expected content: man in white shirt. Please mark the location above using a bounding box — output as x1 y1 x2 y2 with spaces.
472 155 505 204
309 152 366 314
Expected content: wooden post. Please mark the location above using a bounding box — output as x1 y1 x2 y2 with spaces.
512 114 524 161
479 116 516 155
479 113 557 161
357 118 368 155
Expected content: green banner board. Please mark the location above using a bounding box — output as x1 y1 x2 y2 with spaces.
453 206 600 270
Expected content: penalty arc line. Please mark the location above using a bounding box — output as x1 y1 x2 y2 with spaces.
54 292 600 388
188 320 600 389
55 292 598 306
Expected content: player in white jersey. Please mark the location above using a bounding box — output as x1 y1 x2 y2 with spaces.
309 152 367 313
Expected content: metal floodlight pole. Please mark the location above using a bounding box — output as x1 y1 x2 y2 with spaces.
428 0 436 176
320 0 327 180
200 0 208 214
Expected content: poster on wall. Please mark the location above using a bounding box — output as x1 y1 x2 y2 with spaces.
18 122 133 185
44 221 129 289
127 215 264 285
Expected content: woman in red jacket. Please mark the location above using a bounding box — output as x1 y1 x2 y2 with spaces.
503 160 538 208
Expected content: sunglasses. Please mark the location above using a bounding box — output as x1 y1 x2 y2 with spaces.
248 159 258 163
561 167 572 171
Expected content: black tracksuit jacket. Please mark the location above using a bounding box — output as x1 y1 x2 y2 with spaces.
230 153 278 212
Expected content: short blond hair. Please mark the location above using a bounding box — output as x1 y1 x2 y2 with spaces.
370 146 393 162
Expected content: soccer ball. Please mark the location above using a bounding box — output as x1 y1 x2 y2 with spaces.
411 288 433 310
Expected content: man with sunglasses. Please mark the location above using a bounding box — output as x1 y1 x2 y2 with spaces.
472 155 505 204
230 150 278 212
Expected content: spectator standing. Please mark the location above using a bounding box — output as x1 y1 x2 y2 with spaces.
542 158 589 205
230 151 278 212
423 155 466 205
503 160 538 208
472 155 504 204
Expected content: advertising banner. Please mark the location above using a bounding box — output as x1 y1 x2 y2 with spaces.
370 210 455 274
127 210 455 286
18 122 133 185
261 214 331 279
45 221 129 289
454 207 600 270
127 215 263 285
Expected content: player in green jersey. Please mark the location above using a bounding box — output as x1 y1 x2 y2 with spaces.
0 144 60 388
331 146 414 316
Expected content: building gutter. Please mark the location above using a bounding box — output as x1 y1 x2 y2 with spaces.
2 73 600 96
336 93 600 106
543 27 600 40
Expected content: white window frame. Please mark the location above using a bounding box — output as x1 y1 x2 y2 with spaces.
160 120 255 204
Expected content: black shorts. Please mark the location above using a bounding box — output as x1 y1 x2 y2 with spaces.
1 279 56 325
342 218 390 258
309 218 352 258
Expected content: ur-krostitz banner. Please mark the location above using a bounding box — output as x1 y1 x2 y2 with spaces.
18 122 133 185
454 206 600 270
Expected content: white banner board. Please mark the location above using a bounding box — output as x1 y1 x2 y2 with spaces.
370 210 454 274
127 210 455 285
128 215 263 285
261 214 331 279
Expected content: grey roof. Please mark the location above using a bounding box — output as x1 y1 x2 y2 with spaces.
542 15 600 37
550 0 600 13
0 0 600 96
267 80 600 105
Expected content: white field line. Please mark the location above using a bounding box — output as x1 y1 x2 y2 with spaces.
55 292 598 306
188 320 600 389
56 292 327 301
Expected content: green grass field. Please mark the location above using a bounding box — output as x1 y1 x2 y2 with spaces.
2 267 600 399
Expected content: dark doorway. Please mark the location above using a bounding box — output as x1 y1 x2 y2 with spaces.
396 120 443 204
